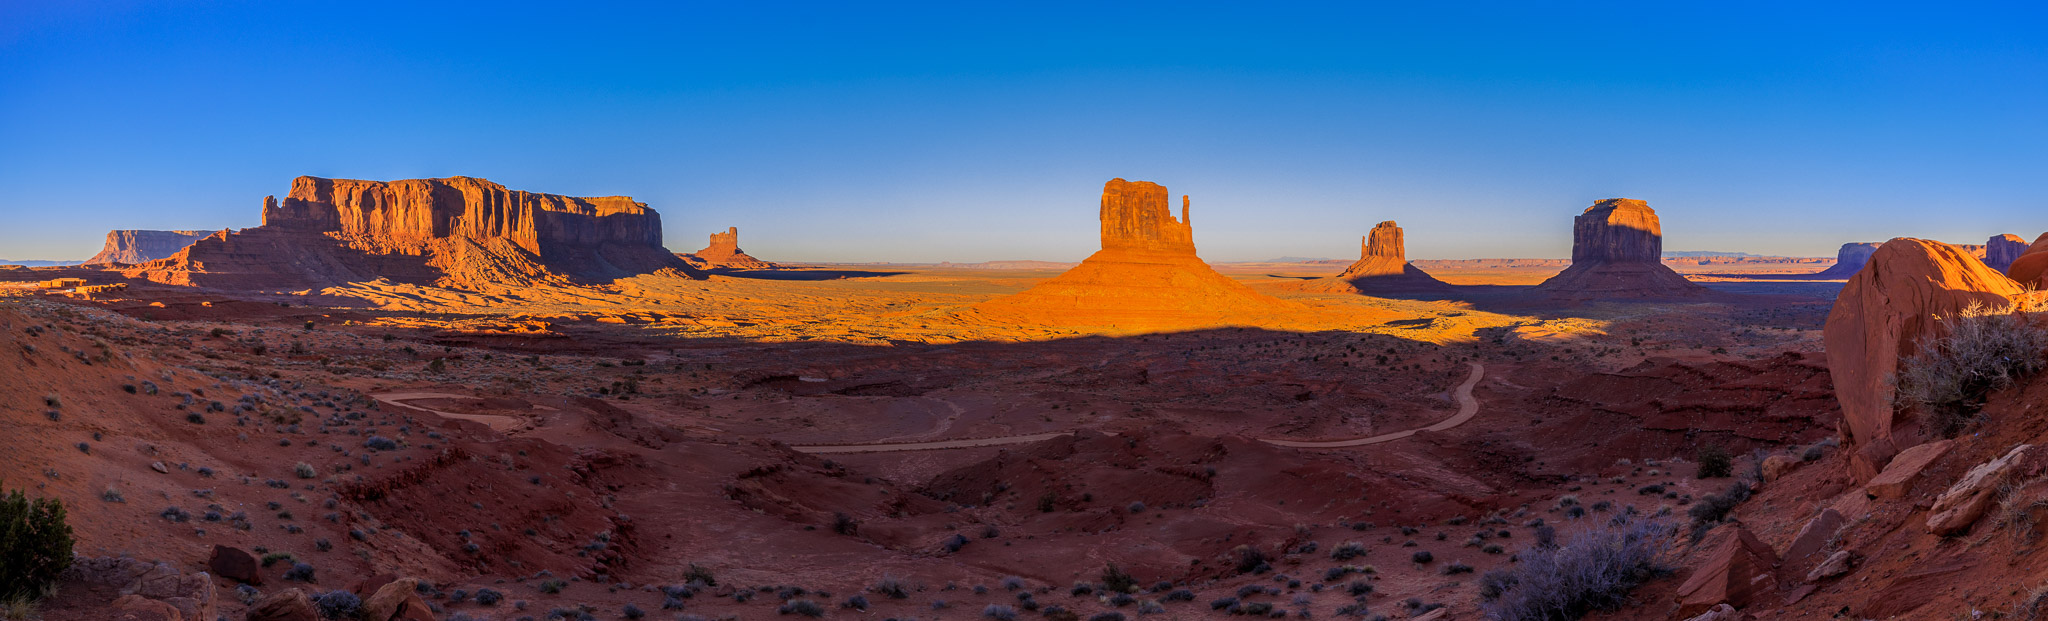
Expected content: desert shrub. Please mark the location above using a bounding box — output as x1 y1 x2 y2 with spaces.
1092 612 1131 621
1330 541 1367 561
1164 588 1195 602
1101 564 1138 593
311 590 361 618
1127 501 1146 513
1346 580 1372 597
943 533 970 553
1441 561 1474 575
1897 301 2048 437
1480 514 1672 621
2019 583 2048 621
0 482 74 602
475 587 502 605
260 552 294 567
1001 575 1024 590
1687 479 1754 539
872 576 908 599
683 563 717 586
1696 445 1732 479
982 603 1019 620
1039 492 1058 512
1410 550 1432 564
1243 601 1274 615
832 512 858 535
363 436 398 451
779 599 825 617
841 594 869 610
1109 592 1136 607
1230 544 1270 574
1210 597 1240 612
538 579 566 594
622 603 645 619
284 562 316 583
295 463 317 479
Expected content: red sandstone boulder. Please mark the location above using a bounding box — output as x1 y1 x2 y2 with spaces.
207 545 261 585
362 578 436 621
1782 508 1845 562
1927 444 2033 535
1531 198 1707 300
1674 525 1781 618
245 588 320 621
1865 439 1951 499
1822 238 2021 481
2006 232 2048 286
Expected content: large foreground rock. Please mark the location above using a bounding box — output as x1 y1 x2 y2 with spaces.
1927 444 2034 535
2006 232 2048 286
245 588 320 621
1674 525 1780 618
972 179 1296 328
62 557 216 621
1821 238 2021 480
1530 198 1707 300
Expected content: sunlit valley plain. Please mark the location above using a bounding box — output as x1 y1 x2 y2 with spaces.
3 4 2047 621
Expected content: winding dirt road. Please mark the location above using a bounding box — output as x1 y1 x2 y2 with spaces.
373 362 1486 454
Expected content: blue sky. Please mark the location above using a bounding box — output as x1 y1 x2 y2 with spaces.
2 2 2043 262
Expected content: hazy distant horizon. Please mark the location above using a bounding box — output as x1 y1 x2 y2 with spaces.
4 3 2042 263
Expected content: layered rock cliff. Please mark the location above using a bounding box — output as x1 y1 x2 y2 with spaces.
680 227 777 270
1987 233 2029 272
1298 221 1449 294
85 230 212 265
130 176 696 289
973 178 1294 328
1530 199 1706 300
1813 242 1883 279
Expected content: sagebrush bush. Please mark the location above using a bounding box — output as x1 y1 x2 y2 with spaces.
1481 515 1672 621
1695 445 1732 479
0 483 74 602
1100 564 1137 593
1897 301 2048 438
311 590 361 618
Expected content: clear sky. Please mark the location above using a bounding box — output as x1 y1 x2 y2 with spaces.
2 2 2043 262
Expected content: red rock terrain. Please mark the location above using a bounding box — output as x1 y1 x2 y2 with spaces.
85 230 213 266
678 227 777 270
1530 199 1708 300
127 176 698 290
1296 221 1450 294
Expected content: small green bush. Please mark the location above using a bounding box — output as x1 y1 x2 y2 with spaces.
0 482 74 602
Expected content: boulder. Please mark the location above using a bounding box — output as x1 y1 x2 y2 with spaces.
1760 454 1799 482
972 179 1297 328
1298 221 1450 293
1782 508 1845 562
112 594 183 621
1865 439 1952 499
208 545 262 585
362 578 436 621
1682 603 1741 621
2007 232 2048 286
1805 550 1856 582
1674 525 1780 618
1927 444 2033 535
245 588 321 621
85 230 211 265
1821 239 2021 481
1988 234 2030 271
1530 198 1708 300
1813 242 1883 279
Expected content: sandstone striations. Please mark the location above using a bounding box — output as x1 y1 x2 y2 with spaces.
85 230 212 265
1987 234 2028 272
1813 242 1883 279
1298 221 1449 293
1822 238 2023 480
1530 199 1706 300
129 176 697 289
972 178 1296 328
680 227 778 270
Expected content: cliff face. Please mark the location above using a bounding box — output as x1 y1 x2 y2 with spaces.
1532 198 1706 300
1299 221 1448 294
131 176 695 289
1362 221 1402 260
1099 179 1195 253
682 227 776 269
1815 242 1884 279
1988 233 2031 273
85 230 211 265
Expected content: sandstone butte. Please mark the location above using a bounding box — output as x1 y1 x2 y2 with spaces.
1812 242 1883 279
84 230 212 265
127 176 697 289
1529 198 1707 300
680 226 778 270
1822 238 2025 481
1986 233 2029 272
2004 232 2048 287
971 178 1296 328
1297 221 1449 293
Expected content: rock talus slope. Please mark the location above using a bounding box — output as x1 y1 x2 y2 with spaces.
129 176 697 289
972 178 1295 328
1531 198 1707 300
1821 238 2022 480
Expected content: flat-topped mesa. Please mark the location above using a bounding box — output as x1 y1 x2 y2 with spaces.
1099 179 1195 253
262 176 663 253
1987 234 2029 272
131 175 696 289
1301 221 1449 293
1814 242 1883 279
1532 198 1707 300
85 230 212 265
683 227 777 270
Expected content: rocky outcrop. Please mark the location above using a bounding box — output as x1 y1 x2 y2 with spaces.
973 179 1296 328
1674 525 1780 618
129 176 698 289
85 230 211 265
207 545 261 585
1812 242 1883 279
1298 221 1449 293
1822 239 2022 481
62 557 216 621
1927 444 2034 535
1865 439 1952 499
362 578 435 621
2006 232 2048 287
1987 234 2029 271
245 588 320 621
680 227 777 269
1530 199 1707 300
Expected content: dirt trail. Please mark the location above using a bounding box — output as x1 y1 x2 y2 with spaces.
1258 362 1485 448
371 392 554 432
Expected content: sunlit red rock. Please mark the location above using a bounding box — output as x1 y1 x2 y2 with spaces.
681 226 777 269
84 230 211 265
1298 221 1449 293
1530 198 1707 300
